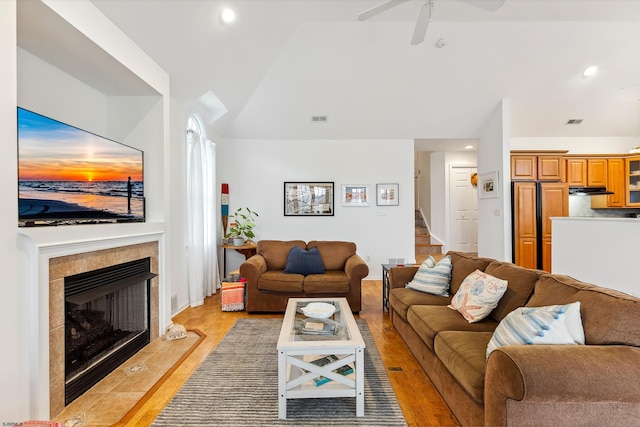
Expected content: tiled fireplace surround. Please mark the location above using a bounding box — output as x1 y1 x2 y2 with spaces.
49 242 160 417
20 229 164 419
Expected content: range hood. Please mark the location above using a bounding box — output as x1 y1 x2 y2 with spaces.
568 186 614 196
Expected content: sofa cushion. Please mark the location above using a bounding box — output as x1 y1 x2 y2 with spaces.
407 305 498 350
526 274 640 347
257 271 304 292
406 255 452 296
434 331 493 404
448 270 508 323
283 246 325 275
303 271 350 294
485 261 544 322
447 251 495 294
389 288 451 322
486 302 585 358
307 241 356 270
257 240 306 271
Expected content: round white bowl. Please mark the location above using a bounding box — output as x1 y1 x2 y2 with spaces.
301 302 336 319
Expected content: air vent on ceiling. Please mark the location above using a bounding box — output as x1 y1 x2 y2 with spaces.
566 119 583 125
311 116 327 122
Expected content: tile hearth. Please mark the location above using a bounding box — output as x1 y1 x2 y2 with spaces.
53 330 203 426
49 242 160 418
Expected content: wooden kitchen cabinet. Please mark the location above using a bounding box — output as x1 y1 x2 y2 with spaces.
566 157 607 187
566 158 587 186
587 158 607 187
511 155 537 180
539 182 569 272
625 157 640 207
591 158 624 208
511 154 564 181
513 182 568 272
513 182 537 269
537 156 565 181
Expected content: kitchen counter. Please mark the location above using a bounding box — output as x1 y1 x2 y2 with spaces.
551 217 640 297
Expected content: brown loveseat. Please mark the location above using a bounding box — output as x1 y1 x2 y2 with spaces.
239 240 368 312
389 251 640 426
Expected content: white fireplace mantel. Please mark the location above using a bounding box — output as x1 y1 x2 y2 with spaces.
18 221 166 419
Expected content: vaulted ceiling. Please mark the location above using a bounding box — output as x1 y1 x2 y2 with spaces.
90 0 640 142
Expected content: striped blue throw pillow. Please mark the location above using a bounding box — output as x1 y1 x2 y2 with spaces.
405 255 452 296
486 301 585 359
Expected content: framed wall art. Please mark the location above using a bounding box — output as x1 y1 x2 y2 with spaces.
478 171 499 199
341 184 369 207
376 183 399 206
284 181 334 216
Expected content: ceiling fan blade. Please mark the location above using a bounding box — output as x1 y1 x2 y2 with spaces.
357 0 410 21
456 0 506 12
410 1 432 45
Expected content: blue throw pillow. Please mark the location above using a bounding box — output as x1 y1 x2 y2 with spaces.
283 246 325 275
486 301 585 359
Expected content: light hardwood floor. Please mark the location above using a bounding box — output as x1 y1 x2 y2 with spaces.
122 280 460 427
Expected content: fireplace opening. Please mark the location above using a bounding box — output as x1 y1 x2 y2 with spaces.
64 257 156 405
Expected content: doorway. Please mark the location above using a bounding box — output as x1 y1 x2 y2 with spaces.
449 166 478 253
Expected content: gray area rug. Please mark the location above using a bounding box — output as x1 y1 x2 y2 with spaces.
152 318 407 426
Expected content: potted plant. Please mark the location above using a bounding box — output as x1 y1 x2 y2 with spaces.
225 207 258 246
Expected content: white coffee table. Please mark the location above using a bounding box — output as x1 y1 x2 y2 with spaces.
276 297 366 419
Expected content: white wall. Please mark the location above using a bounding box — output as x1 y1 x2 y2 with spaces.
512 137 639 154
5 1 174 420
429 151 477 251
416 151 431 226
552 217 640 297
217 139 415 279
169 98 188 313
0 1 28 422
477 100 511 261
18 48 109 133
109 96 165 222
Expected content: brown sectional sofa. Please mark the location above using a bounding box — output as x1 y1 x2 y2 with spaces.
239 240 368 312
389 251 640 426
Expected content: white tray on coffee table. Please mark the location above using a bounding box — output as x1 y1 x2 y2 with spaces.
277 297 366 419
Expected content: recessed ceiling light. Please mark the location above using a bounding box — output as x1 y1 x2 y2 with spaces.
583 65 598 78
464 145 474 150
220 7 236 24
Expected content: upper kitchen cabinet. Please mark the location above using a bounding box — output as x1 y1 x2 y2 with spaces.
566 157 607 187
591 158 624 208
566 158 587 185
538 156 565 181
587 158 608 186
511 155 537 180
511 152 566 181
625 157 640 207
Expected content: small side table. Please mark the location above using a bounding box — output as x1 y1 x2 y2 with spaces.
381 263 395 311
221 243 257 277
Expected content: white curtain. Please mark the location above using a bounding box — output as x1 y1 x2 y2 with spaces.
186 130 219 307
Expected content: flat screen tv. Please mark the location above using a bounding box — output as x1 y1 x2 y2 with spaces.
18 107 145 226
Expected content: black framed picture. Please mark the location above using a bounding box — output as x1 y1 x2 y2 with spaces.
284 182 334 216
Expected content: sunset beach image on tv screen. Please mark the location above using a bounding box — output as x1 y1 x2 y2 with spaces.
18 107 144 226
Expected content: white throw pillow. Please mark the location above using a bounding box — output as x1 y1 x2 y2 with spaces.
405 255 452 296
486 301 585 359
448 269 508 323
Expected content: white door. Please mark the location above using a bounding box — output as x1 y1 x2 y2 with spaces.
449 167 478 253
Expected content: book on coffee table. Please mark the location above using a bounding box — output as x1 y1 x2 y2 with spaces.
307 354 354 387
